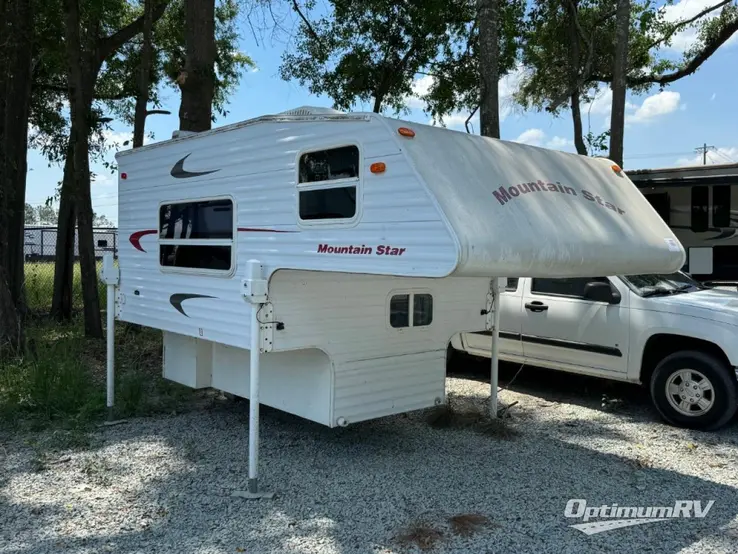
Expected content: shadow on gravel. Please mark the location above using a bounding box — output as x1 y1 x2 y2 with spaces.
450 355 738 437
1 393 738 554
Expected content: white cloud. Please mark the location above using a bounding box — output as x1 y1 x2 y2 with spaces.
513 128 546 146
627 91 681 123
547 136 575 150
408 75 434 109
581 88 638 118
676 146 738 167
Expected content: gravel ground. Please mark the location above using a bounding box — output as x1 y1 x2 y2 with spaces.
1 362 737 554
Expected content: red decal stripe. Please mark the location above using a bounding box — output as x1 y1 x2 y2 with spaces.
129 229 157 252
237 227 296 233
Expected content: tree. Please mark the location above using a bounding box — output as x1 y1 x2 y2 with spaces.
133 0 157 147
281 0 468 114
478 0 501 138
25 203 37 224
609 0 631 166
177 0 216 131
53 0 169 335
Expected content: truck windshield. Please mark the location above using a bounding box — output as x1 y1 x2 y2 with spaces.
620 272 705 297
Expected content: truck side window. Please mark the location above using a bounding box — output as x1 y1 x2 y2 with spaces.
532 277 609 298
505 278 519 291
298 145 359 222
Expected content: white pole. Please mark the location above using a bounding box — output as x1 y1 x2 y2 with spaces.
248 301 261 494
106 281 116 420
490 278 501 418
99 254 119 423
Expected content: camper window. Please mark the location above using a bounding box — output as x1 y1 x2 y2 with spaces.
691 186 709 232
389 292 433 328
298 145 359 222
713 185 732 228
158 198 234 272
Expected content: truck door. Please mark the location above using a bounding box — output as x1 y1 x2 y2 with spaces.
519 277 629 375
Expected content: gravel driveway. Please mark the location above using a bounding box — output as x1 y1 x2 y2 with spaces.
2 361 737 554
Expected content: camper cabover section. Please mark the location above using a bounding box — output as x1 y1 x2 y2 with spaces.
114 107 685 427
628 163 738 284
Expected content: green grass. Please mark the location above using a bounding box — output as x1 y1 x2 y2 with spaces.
23 261 108 313
0 315 195 433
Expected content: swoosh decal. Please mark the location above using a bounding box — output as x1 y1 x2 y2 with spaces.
171 153 221 179
705 229 738 241
169 293 216 317
130 229 158 252
237 227 297 233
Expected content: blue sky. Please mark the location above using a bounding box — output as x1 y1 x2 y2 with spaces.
25 0 738 225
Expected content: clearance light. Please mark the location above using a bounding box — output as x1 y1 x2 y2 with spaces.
121 172 128 180
370 162 386 174
398 127 415 138
611 164 622 173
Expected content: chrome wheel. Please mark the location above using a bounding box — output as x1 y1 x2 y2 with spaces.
665 369 715 417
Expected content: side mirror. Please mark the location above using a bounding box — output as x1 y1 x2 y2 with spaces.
583 281 621 305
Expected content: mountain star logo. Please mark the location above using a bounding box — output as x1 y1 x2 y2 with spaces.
564 499 714 535
170 153 220 179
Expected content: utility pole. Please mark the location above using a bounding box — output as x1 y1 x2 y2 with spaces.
695 143 715 165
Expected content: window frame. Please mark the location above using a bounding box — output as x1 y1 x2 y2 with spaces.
530 277 612 300
157 194 237 278
386 289 434 331
295 143 362 228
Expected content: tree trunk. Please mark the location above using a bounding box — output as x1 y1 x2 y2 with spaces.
3 0 34 316
570 93 587 156
50 153 76 321
133 0 155 147
478 0 500 138
63 0 102 337
609 0 630 167
178 0 216 132
0 266 20 356
566 0 587 156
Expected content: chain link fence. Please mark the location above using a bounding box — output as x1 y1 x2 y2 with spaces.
24 226 119 313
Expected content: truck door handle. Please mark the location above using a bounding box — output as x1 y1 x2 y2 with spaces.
525 301 548 312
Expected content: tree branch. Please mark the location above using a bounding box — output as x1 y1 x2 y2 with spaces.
645 0 732 51
35 82 134 101
593 15 738 86
95 0 168 68
290 0 324 50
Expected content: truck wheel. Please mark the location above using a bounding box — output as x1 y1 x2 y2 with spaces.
650 350 738 431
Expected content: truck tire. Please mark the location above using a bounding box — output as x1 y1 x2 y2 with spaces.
650 350 738 431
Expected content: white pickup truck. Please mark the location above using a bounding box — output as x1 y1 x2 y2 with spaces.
450 272 738 431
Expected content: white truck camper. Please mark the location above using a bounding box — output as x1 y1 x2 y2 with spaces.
102 106 685 495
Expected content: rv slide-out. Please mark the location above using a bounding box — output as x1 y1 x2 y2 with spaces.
113 107 685 426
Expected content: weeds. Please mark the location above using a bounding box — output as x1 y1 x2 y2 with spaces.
0 315 193 430
394 512 499 552
426 394 520 440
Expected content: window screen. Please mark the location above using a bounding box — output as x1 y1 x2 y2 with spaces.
298 146 359 222
390 293 433 328
299 146 359 183
691 186 709 232
158 198 234 272
712 185 732 228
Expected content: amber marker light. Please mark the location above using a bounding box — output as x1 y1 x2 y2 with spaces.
398 127 415 138
370 162 386 174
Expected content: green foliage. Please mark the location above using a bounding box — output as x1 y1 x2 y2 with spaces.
423 0 525 124
280 0 471 114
